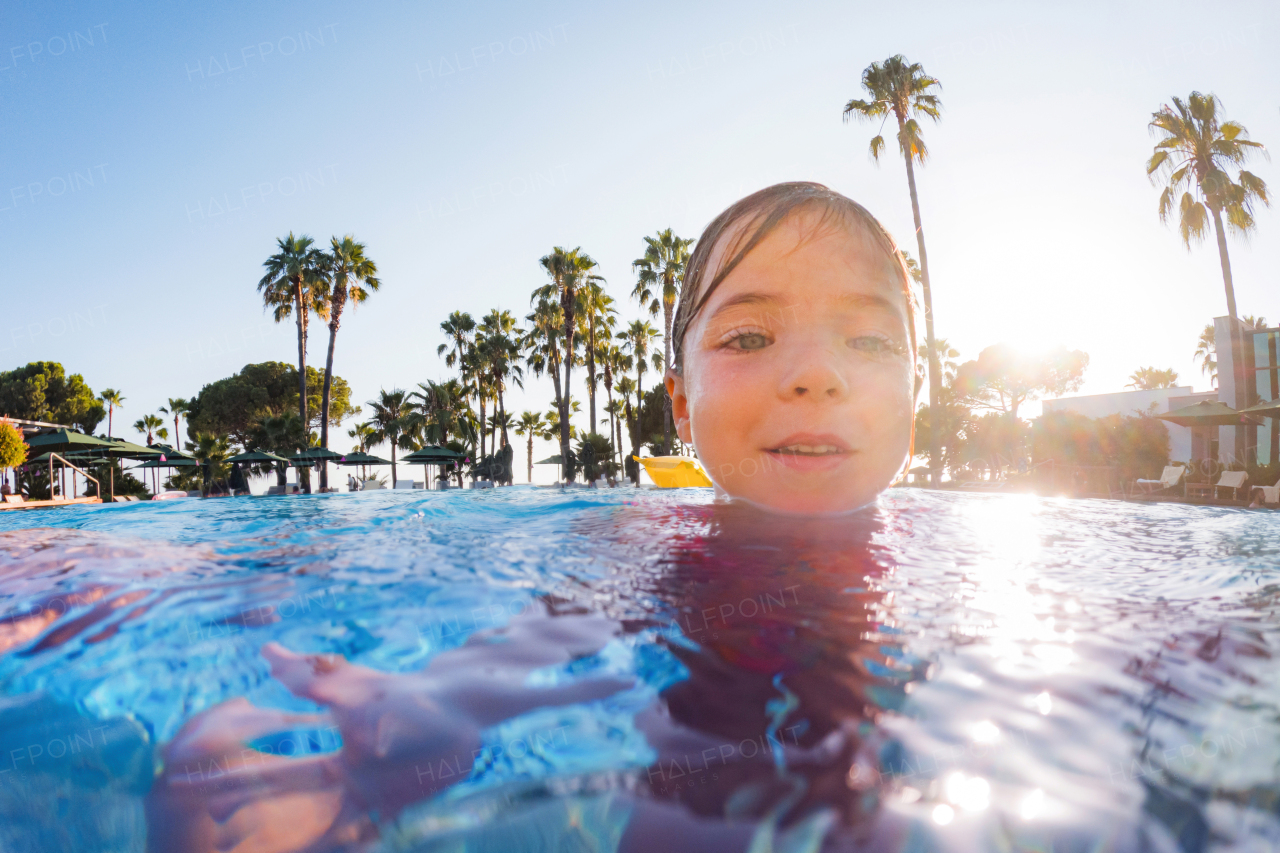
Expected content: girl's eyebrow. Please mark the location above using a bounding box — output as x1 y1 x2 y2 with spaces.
708 290 905 322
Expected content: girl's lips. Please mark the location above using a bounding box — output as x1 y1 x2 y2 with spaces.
764 448 853 472
764 435 853 472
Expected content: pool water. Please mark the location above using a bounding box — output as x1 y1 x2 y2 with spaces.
0 488 1277 852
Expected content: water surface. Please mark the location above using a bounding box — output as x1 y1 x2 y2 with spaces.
0 488 1277 851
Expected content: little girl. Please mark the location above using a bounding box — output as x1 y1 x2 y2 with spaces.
145 183 921 850
667 181 918 515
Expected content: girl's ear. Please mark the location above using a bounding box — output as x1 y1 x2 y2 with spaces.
665 371 693 444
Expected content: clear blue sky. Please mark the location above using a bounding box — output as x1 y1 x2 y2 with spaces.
4 0 1278 480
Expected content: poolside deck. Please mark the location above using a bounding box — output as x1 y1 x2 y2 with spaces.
0 497 102 511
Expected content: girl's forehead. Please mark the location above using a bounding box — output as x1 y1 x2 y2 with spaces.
705 217 907 314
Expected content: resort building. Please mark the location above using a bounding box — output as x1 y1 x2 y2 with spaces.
1041 386 1216 463
1043 316 1280 466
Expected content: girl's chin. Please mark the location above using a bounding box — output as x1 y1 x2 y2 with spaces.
713 482 880 517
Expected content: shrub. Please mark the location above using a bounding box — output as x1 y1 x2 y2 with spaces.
0 417 27 469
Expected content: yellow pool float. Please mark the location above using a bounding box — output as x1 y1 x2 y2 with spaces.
634 456 713 488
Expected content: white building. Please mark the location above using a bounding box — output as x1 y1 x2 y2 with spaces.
1040 386 1217 463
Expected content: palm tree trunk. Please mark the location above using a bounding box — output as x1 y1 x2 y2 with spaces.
478 394 487 461
902 142 942 488
587 317 597 435
1212 207 1247 464
498 390 508 448
561 315 575 479
319 312 341 492
294 278 309 438
662 301 674 454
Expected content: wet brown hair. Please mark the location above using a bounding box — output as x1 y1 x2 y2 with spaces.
671 182 918 375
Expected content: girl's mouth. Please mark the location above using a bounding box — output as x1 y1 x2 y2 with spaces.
768 444 847 457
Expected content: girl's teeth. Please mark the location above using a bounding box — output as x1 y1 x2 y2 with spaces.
777 445 839 455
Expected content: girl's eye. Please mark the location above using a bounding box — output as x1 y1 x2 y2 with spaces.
729 332 770 351
847 335 898 355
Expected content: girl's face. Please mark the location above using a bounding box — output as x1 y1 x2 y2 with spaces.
667 212 914 515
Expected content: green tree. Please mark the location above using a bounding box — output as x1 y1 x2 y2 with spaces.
0 362 104 432
845 54 944 487
1148 92 1269 456
1127 367 1180 390
318 236 380 489
523 297 567 456
248 412 307 486
258 233 330 438
99 388 125 437
632 228 694 453
366 389 413 488
954 344 1089 420
515 410 548 483
187 362 356 447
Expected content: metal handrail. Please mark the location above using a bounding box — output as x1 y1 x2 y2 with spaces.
48 452 100 500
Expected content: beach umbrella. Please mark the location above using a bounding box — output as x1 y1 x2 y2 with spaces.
403 446 463 490
1237 399 1280 418
1155 400 1263 427
336 451 392 465
534 454 565 482
286 448 345 465
24 429 116 455
227 450 290 464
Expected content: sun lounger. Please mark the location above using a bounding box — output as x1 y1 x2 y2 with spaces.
393 481 416 490
1251 478 1280 506
1187 470 1248 501
3 494 25 505
1135 465 1185 495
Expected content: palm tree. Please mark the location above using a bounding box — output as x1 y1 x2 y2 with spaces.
134 414 163 444
477 309 524 450
578 278 614 435
514 411 547 483
99 389 124 437
1195 316 1268 389
159 398 189 446
1148 92 1269 449
438 311 477 430
615 375 639 482
599 339 627 472
632 229 694 453
488 411 514 454
258 233 330 436
318 235 380 490
535 247 597 479
188 432 231 495
1194 323 1218 386
366 389 413 488
919 338 961 386
619 320 660 474
348 421 377 483
844 54 944 486
1127 367 1181 390
438 311 476 370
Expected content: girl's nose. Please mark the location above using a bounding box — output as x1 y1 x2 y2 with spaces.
778 343 849 401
